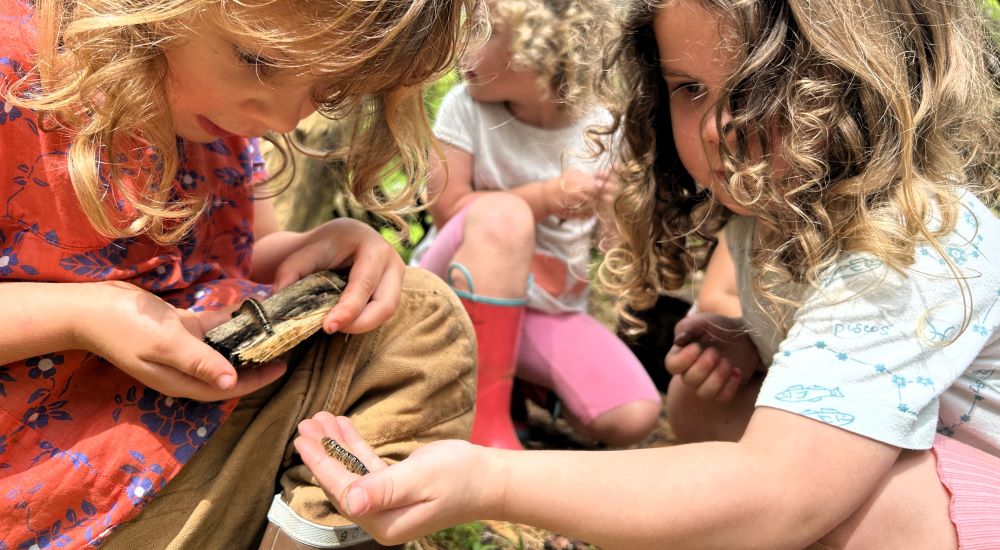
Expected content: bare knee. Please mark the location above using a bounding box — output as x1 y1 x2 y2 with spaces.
586 400 661 448
464 194 535 255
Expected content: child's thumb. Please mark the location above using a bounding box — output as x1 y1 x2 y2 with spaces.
344 462 426 518
343 483 372 516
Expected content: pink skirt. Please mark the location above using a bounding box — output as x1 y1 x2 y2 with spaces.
932 435 1000 549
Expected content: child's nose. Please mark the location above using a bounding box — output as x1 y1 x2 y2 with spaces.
248 86 315 134
702 108 734 145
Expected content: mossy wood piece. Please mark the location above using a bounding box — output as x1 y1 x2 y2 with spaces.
204 270 347 369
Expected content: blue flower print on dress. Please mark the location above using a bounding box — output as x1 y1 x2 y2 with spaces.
0 365 13 398
173 405 224 463
176 168 205 192
0 56 38 135
203 139 232 157
137 260 179 292
119 448 167 511
21 401 72 430
230 219 254 267
126 476 155 506
26 354 63 380
205 194 238 219
136 389 224 463
58 239 135 279
14 526 70 550
0 97 20 124
0 247 38 276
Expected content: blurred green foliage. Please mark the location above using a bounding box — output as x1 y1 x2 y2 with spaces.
422 522 504 550
379 72 460 262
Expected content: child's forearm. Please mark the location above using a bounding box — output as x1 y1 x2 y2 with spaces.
0 282 98 364
430 182 554 229
508 179 557 221
485 442 837 549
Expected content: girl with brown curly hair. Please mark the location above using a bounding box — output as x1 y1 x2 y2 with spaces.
0 0 483 547
296 0 1000 548
413 0 661 450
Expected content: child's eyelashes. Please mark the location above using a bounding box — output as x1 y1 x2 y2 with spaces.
233 45 275 76
669 82 708 101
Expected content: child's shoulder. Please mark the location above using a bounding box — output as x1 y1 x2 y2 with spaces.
0 0 33 51
437 83 477 115
0 0 36 84
817 191 1000 297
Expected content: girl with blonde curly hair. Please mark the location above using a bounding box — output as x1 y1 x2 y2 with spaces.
0 0 483 547
296 0 1000 548
412 0 661 450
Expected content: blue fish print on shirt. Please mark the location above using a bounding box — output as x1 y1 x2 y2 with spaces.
801 408 855 427
775 385 844 403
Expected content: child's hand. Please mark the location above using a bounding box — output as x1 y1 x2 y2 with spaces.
665 313 762 403
75 281 286 401
271 218 405 334
546 168 610 220
295 412 492 546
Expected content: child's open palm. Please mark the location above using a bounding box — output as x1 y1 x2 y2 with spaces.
665 313 762 403
294 412 487 546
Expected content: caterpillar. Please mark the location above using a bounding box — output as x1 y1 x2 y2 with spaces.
238 297 274 336
321 437 370 476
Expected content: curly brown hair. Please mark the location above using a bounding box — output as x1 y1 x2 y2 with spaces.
9 0 483 244
602 0 1000 333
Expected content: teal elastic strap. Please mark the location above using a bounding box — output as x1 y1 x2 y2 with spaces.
447 263 528 306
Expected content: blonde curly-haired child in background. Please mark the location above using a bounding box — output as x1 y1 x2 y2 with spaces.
413 0 661 450
0 0 483 547
298 0 1000 547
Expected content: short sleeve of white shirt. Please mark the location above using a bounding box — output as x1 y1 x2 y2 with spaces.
752 194 1000 453
432 85 478 154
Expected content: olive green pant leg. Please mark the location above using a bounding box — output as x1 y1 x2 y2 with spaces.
102 268 476 549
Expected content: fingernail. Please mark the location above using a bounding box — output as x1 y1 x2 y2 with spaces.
730 370 742 379
345 487 369 516
217 374 236 390
324 321 339 334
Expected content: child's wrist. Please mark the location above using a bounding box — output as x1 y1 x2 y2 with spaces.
476 444 512 521
62 282 102 351
543 177 561 216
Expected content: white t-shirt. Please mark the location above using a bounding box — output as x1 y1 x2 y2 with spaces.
415 85 614 313
727 192 1000 456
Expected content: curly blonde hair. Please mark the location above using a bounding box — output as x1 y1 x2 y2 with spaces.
603 0 1000 332
490 0 613 110
9 0 483 244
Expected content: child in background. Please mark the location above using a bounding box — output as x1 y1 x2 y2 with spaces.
0 0 481 547
414 0 661 449
298 0 1000 547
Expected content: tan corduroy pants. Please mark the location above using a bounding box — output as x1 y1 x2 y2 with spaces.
104 268 476 549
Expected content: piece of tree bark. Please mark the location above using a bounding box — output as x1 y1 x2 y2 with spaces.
204 270 347 368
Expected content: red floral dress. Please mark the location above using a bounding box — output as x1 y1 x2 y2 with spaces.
0 1 270 546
